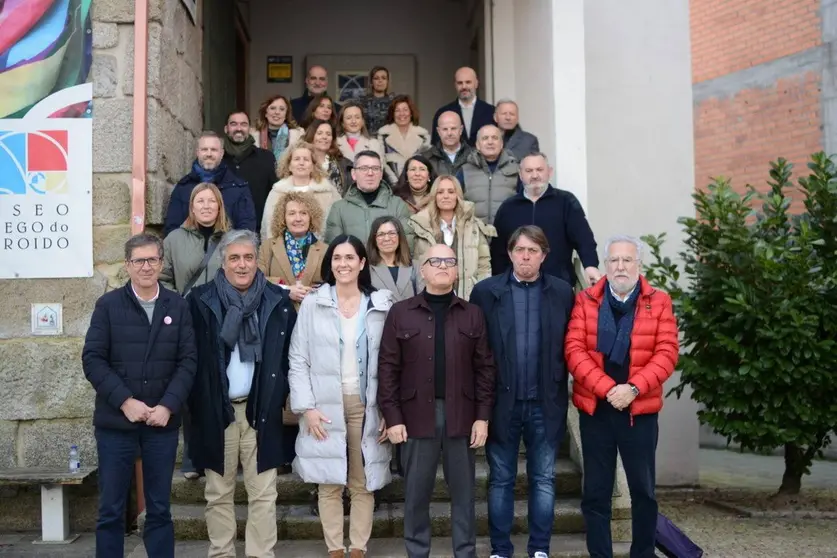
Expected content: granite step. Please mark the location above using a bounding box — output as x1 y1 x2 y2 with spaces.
171 457 581 505
167 498 590 540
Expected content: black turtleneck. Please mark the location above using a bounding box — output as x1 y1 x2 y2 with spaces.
424 289 453 399
360 188 379 206
198 225 215 251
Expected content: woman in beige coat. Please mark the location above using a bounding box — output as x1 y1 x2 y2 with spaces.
377 95 430 185
250 94 304 162
261 141 342 241
335 101 386 173
409 175 495 301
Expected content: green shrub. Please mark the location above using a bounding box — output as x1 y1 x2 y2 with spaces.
642 155 837 494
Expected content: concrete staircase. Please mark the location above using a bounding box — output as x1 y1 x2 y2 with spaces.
162 440 631 556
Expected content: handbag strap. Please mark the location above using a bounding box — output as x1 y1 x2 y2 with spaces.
182 239 219 295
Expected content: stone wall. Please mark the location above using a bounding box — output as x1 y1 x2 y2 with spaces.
0 0 202 469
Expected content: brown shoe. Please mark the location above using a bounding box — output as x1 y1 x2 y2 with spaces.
349 550 365 558
328 551 345 558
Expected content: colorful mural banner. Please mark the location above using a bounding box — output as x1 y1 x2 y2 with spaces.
0 0 93 279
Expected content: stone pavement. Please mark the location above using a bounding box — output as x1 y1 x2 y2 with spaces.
699 447 837 490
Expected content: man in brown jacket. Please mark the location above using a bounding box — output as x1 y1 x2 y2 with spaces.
378 243 496 558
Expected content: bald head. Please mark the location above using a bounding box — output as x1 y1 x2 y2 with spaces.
476 124 503 161
306 65 328 95
455 67 479 103
420 243 457 294
437 111 464 150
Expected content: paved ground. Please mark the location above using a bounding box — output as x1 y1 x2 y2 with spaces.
699 448 837 490
1 449 835 557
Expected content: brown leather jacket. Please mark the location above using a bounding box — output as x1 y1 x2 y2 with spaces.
377 293 496 439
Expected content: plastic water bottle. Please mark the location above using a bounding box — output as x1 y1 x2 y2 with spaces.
69 445 80 473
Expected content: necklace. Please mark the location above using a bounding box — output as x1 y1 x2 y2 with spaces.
338 294 360 318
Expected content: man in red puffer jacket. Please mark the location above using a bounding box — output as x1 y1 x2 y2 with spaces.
565 234 679 558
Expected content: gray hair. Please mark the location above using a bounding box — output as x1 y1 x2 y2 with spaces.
604 235 644 262
199 130 221 141
124 233 163 261
495 98 519 111
520 151 550 165
219 229 259 259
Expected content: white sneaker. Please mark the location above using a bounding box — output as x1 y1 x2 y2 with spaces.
489 555 507 558
532 552 549 558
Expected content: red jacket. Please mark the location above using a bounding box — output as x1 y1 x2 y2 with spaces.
565 276 679 417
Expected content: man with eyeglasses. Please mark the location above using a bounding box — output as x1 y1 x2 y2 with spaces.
491 152 600 287
565 235 679 558
324 150 414 249
378 243 496 558
82 233 197 558
469 226 575 558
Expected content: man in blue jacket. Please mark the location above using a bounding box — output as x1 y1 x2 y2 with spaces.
188 229 296 558
163 131 257 236
491 152 601 287
470 225 575 558
82 233 197 558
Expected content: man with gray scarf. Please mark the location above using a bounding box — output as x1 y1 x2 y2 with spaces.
188 229 297 558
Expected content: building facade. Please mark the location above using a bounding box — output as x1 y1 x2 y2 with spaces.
0 0 698 492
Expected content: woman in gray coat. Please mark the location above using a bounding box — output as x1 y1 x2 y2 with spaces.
288 234 393 558
366 216 422 303
160 182 229 479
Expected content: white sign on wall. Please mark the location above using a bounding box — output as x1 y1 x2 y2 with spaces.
0 86 93 279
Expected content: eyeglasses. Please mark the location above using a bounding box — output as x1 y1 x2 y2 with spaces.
355 166 382 174
424 257 457 268
606 257 638 266
128 257 162 268
376 231 398 238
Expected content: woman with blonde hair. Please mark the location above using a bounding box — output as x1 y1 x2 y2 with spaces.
261 141 342 241
335 101 387 180
251 94 304 162
300 93 338 130
361 66 396 136
160 182 230 479
409 175 495 301
377 95 430 183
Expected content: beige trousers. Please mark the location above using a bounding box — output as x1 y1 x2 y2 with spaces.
205 402 278 558
318 394 373 553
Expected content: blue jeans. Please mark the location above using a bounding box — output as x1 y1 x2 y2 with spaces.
579 404 658 558
95 425 178 558
487 401 562 557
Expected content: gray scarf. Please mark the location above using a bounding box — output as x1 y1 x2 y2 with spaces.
214 269 267 363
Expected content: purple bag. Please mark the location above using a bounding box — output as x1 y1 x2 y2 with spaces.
655 513 703 558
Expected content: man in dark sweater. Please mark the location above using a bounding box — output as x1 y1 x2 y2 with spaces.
222 111 277 228
470 226 575 558
491 152 601 287
378 243 496 558
82 234 197 558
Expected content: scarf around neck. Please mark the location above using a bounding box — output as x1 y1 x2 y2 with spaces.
263 125 289 163
213 268 268 363
193 160 227 184
284 230 315 279
223 134 256 161
596 282 640 366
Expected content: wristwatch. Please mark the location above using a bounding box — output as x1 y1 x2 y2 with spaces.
628 383 640 397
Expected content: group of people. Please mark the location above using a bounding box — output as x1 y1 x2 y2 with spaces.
81 63 680 558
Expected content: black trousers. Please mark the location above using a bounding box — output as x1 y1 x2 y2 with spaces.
401 399 476 558
579 404 659 558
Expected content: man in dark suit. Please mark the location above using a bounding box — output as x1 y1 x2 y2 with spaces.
431 67 496 147
378 243 496 558
82 233 197 558
291 64 342 124
494 99 540 162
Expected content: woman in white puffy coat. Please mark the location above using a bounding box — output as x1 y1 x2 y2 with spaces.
288 234 393 558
